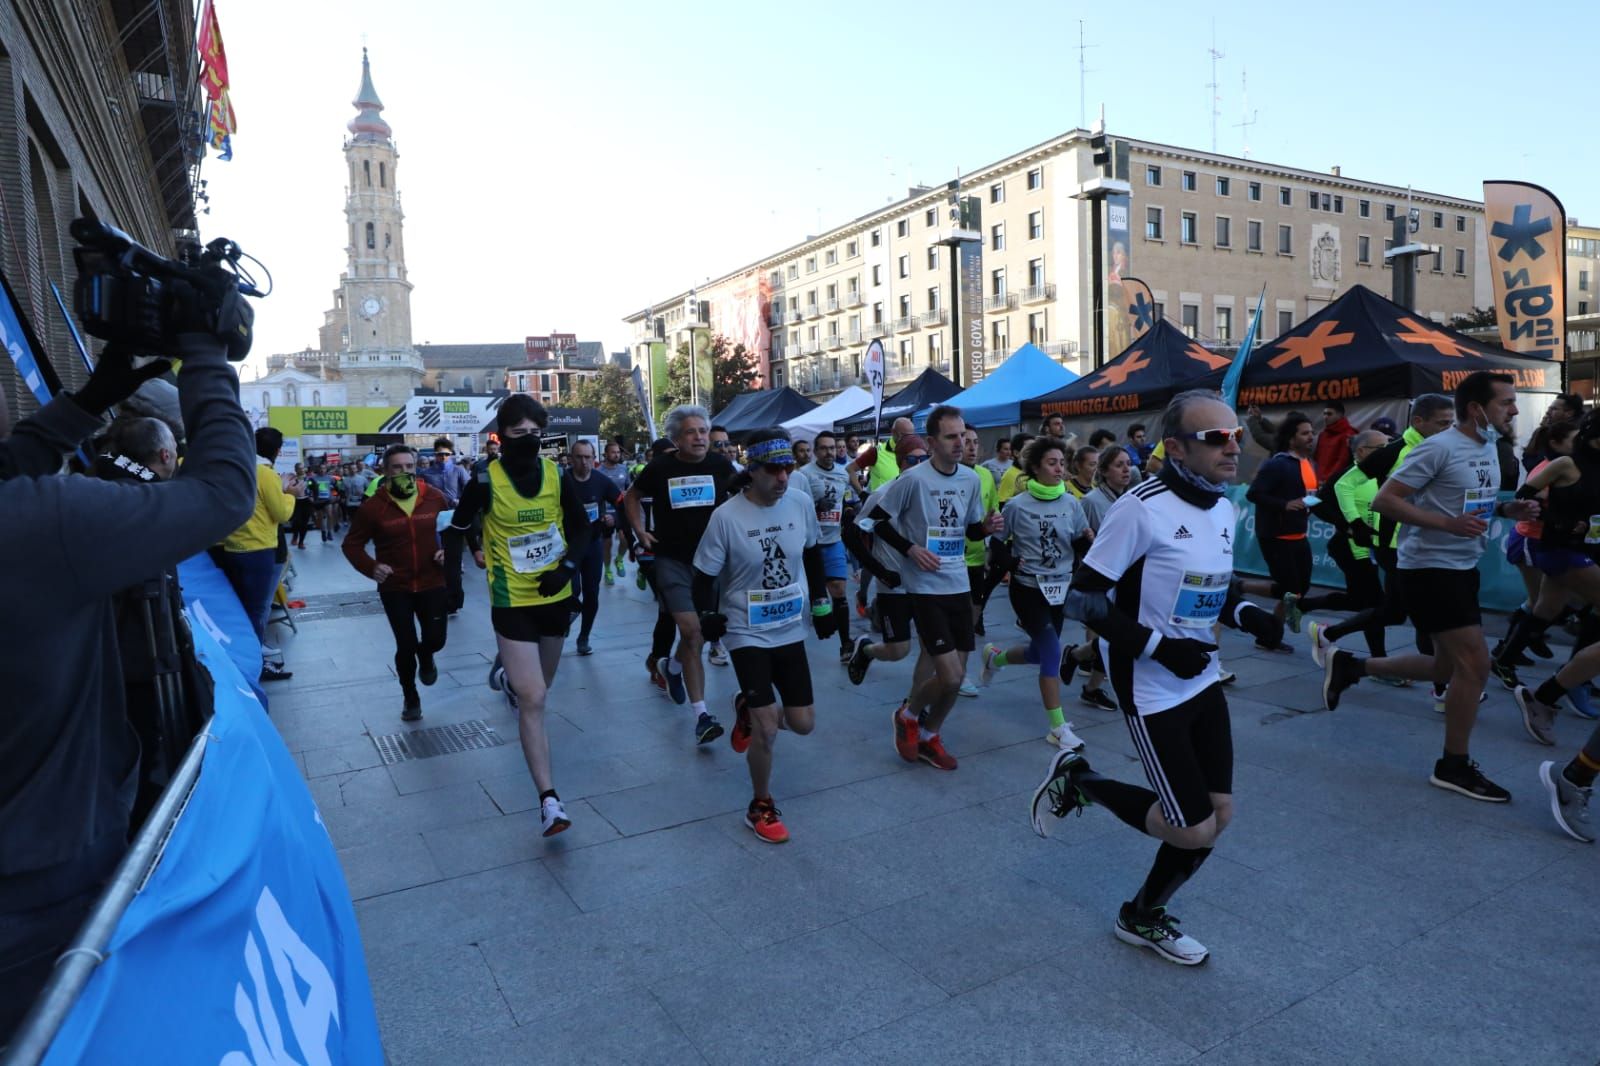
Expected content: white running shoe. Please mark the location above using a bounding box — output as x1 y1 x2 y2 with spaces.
1048 722 1086 751
540 796 572 837
708 642 730 667
979 643 1001 687
958 680 980 698
1538 761 1594 843
1307 621 1331 669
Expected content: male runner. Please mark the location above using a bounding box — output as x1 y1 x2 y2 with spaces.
849 405 1004 769
1321 372 1539 801
961 425 999 681
693 428 827 842
564 439 624 656
1030 390 1282 965
626 406 738 743
790 429 854 663
597 439 632 584
636 438 681 688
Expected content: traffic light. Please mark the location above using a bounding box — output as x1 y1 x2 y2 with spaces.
1091 132 1111 176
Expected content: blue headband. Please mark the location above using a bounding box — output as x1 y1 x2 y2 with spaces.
746 438 795 465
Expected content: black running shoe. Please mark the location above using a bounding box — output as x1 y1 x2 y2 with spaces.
1323 649 1362 711
401 691 422 722
695 712 725 746
1059 647 1080 686
1079 686 1118 712
1490 641 1535 668
1489 658 1521 691
847 635 873 686
418 654 438 687
1528 633 1555 660
1429 758 1511 803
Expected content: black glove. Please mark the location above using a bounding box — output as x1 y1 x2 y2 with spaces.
1348 519 1375 550
879 569 902 590
1150 636 1217 679
698 611 728 644
811 599 838 640
73 355 172 416
537 563 575 597
1236 604 1284 649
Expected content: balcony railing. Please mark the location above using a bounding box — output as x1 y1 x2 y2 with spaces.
770 309 786 327
826 333 845 350
805 303 823 319
846 330 864 346
892 315 918 333
919 308 947 327
984 292 1018 312
1040 340 1079 359
1021 284 1056 304
845 291 865 307
885 362 921 383
825 298 841 314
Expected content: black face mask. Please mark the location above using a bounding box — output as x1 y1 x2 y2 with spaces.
500 433 541 468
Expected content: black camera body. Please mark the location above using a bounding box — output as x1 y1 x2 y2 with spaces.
70 218 259 362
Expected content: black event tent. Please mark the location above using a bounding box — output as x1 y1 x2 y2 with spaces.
835 367 959 434
1238 284 1559 405
712 387 818 442
1021 320 1228 421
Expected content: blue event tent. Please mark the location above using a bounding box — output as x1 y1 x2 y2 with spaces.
915 343 1077 429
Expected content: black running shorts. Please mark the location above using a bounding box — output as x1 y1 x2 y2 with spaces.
911 592 976 656
490 598 577 641
1008 581 1065 637
1396 566 1482 636
1124 682 1232 829
875 593 915 645
967 565 985 606
730 641 814 709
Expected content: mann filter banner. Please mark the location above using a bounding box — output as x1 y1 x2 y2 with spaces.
267 395 507 437
268 406 394 436
1484 181 1567 360
955 196 984 386
1104 193 1133 357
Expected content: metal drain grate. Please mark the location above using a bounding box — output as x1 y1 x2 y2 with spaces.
372 719 506 764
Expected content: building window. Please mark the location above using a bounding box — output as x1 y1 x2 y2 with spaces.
1248 181 1261 201
1581 301 1590 315
1027 167 1043 190
992 320 1008 354
1278 186 1292 206
897 219 909 238
769 271 781 288
1431 249 1443 272
1215 216 1231 248
1216 307 1233 342
1028 258 1045 288
1247 220 1262 252
925 208 937 227
1307 190 1318 210
384 230 391 249
805 256 817 273
825 248 838 266
991 222 1005 251
1383 237 1394 264
363 160 371 186
928 333 943 364
898 294 910 317
1278 309 1293 334
991 267 1006 296
1432 211 1444 229
846 239 859 258
1182 170 1197 191
1028 210 1043 239
1181 304 1199 336
872 301 884 324
1146 206 1163 240
870 229 882 247
926 286 940 311
379 162 386 187
1278 224 1293 254
1028 311 1047 344
1145 165 1161 186
1384 203 1396 221
1581 269 1590 291
1152 301 1164 321
788 264 799 280
927 246 939 270
1215 176 1230 197
1455 215 1467 233
1454 248 1466 274
1357 235 1370 264
1180 212 1197 244
365 222 375 249
897 254 909 279
899 339 913 365
990 182 1005 203
872 264 883 286
1358 199 1371 218
1332 195 1343 214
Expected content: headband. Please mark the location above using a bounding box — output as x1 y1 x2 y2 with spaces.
746 438 795 466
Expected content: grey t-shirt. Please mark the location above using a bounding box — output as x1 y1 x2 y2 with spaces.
854 484 907 597
1390 426 1499 571
692 489 819 650
874 460 985 596
980 458 1008 485
1001 490 1088 593
1079 484 1121 533
792 461 850 545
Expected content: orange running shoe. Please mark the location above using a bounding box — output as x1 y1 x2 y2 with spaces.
745 797 789 843
731 693 752 754
917 734 958 771
893 705 920 762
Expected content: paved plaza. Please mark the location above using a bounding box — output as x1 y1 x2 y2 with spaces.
265 541 1596 1065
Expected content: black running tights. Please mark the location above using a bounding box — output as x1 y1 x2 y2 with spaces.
380 586 448 692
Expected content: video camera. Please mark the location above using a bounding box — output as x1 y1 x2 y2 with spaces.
70 217 265 362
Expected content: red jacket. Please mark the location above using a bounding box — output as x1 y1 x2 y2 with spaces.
1313 417 1358 482
342 482 448 593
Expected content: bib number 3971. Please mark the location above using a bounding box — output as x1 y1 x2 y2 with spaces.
668 475 715 509
1169 571 1230 628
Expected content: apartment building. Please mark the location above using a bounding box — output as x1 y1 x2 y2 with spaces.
624 130 1494 401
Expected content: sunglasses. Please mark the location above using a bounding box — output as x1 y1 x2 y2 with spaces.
711 440 732 449
901 453 931 465
1173 427 1246 447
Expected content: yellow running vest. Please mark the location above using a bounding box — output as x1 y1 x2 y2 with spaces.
483 458 568 608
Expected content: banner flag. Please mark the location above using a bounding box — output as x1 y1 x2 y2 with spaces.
44 559 382 1065
1122 277 1156 343
1220 285 1268 411
862 338 886 434
0 268 54 407
1104 193 1133 357
1484 181 1566 360
631 366 658 441
648 340 669 428
689 329 713 410
197 0 232 99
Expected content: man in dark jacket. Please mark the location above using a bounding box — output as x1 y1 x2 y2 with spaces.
0 336 254 1042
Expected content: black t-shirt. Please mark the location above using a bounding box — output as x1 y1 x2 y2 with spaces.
631 452 736 562
565 469 623 534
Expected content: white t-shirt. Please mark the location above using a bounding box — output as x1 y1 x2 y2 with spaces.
1389 426 1499 571
692 489 819 650
873 460 985 596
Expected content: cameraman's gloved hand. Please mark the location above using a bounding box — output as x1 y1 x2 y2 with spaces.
698 611 728 644
536 562 575 597
811 598 837 640
1150 636 1216 679
73 355 172 416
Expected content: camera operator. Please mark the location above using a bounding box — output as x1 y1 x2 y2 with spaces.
0 333 255 1044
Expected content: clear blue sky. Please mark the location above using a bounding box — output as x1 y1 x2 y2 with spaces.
205 0 1600 377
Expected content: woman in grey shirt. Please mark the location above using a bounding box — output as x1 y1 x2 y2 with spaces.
1081 443 1135 533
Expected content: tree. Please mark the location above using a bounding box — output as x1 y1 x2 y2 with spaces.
571 363 647 447
1448 306 1498 332
658 333 763 415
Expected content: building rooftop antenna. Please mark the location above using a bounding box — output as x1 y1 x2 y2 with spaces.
1206 19 1225 152
1234 67 1258 159
1077 21 1098 129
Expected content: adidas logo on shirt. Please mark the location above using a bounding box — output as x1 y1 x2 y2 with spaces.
1173 525 1193 540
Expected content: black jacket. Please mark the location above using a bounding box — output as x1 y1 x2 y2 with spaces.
1247 452 1312 541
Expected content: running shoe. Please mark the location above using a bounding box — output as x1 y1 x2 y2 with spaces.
1030 748 1091 837
1115 902 1209 966
1282 592 1303 634
540 796 572 837
695 712 724 745
917 734 958 771
635 568 647 591
709 642 730 667
979 643 1002 687
615 558 626 578
604 567 615 587
657 657 688 705
488 661 520 712
1217 667 1237 686
1567 685 1600 720
401 691 422 722
1047 721 1086 752
1490 641 1535 668
576 638 593 657
1080 687 1118 712
418 653 438 686
1512 686 1558 746
893 706 919 762
1307 620 1331 669
1059 646 1080 686
1489 658 1521 691
260 662 294 683
1322 649 1362 711
1429 758 1511 802
1527 631 1554 660
839 646 853 666
1431 684 1487 715
646 654 667 691
847 635 873 686
1538 761 1594 843
730 693 752 754
958 680 980 698
745 798 789 844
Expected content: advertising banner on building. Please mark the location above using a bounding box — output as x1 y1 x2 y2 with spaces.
719 270 772 386
266 396 508 437
649 340 670 426
955 196 984 387
1484 180 1567 360
1104 193 1133 358
690 328 713 409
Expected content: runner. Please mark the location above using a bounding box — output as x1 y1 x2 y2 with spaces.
1029 390 1283 966
792 437 812 469
448 395 590 837
1060 441 1130 709
961 426 999 683
847 416 917 617
341 462 370 529
997 431 1036 503
563 439 625 656
692 427 827 843
1321 372 1539 801
597 439 632 584
848 404 1004 770
790 429 854 663
980 435 1012 486
978 435 1091 750
625 405 739 744
1245 413 1317 649
342 445 450 721
634 437 681 689
1496 420 1576 668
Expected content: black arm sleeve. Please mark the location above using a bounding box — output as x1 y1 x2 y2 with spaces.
1358 438 1402 481
802 543 825 599
964 520 989 541
448 474 489 553
559 474 592 563
842 520 899 584
1070 536 1092 565
1222 580 1278 641
1064 564 1155 659
1516 482 1541 500
865 503 913 556
691 567 718 614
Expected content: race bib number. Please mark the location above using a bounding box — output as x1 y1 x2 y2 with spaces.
584 501 600 522
1586 515 1600 546
667 475 715 509
818 509 841 527
507 524 564 574
747 584 804 630
1462 486 1495 520
926 527 964 567
1038 574 1069 606
1169 570 1230 628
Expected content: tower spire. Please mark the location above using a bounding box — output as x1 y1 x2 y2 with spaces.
348 47 391 141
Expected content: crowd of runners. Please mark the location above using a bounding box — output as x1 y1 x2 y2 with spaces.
312 371 1598 968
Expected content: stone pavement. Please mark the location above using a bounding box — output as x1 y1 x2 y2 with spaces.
264 538 1596 1065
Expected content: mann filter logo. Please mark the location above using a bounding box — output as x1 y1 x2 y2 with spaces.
517 507 547 524
443 400 470 414
301 409 348 432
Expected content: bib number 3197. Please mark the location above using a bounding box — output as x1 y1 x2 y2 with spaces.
668 475 714 509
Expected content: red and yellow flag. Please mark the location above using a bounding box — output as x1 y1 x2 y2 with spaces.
197 0 231 100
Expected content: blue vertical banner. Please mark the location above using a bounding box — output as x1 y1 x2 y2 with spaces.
1219 285 1267 411
0 275 54 406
